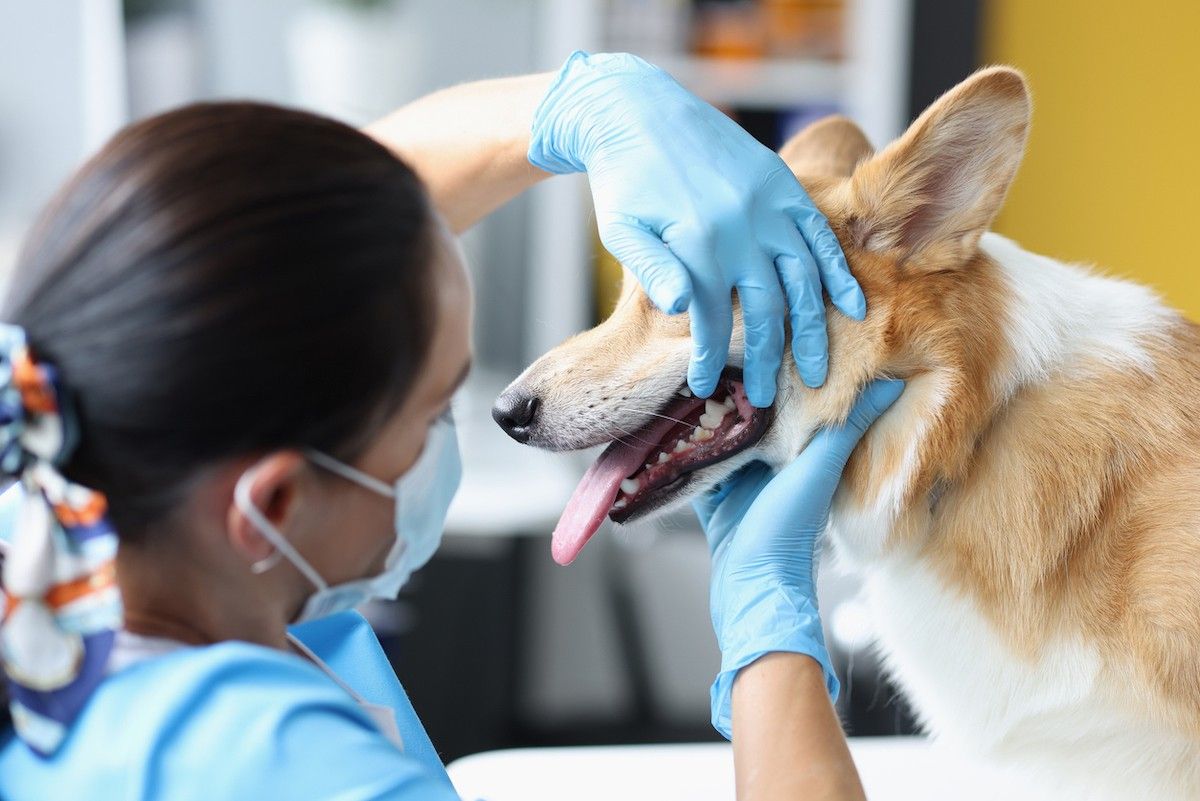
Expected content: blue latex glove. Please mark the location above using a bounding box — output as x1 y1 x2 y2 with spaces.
528 51 866 407
694 379 904 738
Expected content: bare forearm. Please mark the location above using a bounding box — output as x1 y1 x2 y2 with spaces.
732 653 865 801
363 73 555 233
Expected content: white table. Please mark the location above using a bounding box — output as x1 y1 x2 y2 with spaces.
448 737 979 801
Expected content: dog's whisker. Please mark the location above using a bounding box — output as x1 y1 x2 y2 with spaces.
608 421 658 447
610 404 692 427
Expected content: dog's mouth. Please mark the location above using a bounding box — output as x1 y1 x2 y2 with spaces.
550 368 772 565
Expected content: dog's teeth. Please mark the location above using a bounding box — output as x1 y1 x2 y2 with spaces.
698 411 725 429
674 439 689 453
692 426 715 442
679 387 693 397
620 478 640 495
705 399 726 417
657 452 670 464
613 498 628 510
723 397 736 411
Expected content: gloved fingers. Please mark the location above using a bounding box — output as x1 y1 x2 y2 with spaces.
683 267 734 400
690 496 719 532
772 223 829 389
692 460 767 524
598 216 694 315
735 264 787 408
691 478 735 528
696 461 775 554
791 205 866 322
691 473 731 533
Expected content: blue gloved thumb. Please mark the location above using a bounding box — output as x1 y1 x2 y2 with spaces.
830 378 904 450
599 218 692 314
846 378 905 433
692 461 773 549
780 378 906 489
694 379 904 532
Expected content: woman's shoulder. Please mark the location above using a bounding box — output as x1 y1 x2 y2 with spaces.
98 638 382 757
116 637 359 717
126 635 349 693
0 636 458 801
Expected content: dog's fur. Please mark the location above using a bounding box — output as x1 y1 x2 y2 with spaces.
500 68 1200 798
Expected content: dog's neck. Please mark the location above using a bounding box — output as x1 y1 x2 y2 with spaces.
979 233 1170 401
831 233 1178 567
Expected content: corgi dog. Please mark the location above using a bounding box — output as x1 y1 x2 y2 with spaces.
492 67 1200 799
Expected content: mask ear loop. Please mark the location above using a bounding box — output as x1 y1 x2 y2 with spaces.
234 466 327 590
305 450 396 498
250 550 283 575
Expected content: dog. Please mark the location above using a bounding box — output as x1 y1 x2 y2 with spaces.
493 67 1200 799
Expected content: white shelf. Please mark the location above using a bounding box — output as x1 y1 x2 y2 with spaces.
649 54 846 108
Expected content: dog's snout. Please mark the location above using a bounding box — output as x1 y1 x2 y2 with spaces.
492 390 540 443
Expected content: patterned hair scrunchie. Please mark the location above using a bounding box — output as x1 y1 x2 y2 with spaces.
0 323 121 756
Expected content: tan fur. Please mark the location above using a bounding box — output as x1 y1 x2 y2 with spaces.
505 66 1200 791
777 115 873 179
905 331 1200 737
794 72 1200 743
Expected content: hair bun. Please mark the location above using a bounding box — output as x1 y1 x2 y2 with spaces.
0 324 79 476
0 323 120 756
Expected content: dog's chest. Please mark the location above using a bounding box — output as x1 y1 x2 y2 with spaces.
831 522 1200 798
855 552 1103 748
827 501 1104 743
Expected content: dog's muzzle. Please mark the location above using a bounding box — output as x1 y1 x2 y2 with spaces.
495 367 772 565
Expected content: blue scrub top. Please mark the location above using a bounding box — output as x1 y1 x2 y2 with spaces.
0 611 464 801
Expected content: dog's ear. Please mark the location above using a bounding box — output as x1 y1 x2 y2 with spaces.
779 115 873 179
848 66 1031 270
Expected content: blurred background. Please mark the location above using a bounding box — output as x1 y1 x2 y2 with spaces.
0 0 1195 763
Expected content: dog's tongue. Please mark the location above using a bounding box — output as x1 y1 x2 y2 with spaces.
550 409 685 565
550 440 646 565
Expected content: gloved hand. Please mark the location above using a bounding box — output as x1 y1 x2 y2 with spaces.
528 51 866 407
694 379 904 738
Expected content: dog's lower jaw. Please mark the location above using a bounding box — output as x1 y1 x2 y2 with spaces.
610 445 771 525
616 388 823 524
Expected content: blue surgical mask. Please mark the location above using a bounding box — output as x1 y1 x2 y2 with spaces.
234 413 462 623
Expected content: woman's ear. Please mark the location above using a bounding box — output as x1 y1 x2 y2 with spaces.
226 451 308 565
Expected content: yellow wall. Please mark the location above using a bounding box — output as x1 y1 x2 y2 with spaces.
984 1 1200 320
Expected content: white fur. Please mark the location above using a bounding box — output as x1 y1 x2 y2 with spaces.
826 234 1194 799
515 228 1192 795
830 235 1174 562
870 374 949 519
869 558 1199 800
983 232 1173 394
824 371 949 566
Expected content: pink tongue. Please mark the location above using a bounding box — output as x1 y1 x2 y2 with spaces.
550 413 682 565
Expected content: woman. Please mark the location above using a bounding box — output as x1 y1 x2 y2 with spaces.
0 53 899 799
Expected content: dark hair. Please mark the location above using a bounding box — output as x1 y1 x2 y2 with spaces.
2 101 438 538
0 102 438 736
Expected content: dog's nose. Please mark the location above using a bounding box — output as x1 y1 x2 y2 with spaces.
492 390 540 443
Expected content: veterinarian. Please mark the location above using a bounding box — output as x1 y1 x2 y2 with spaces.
0 53 898 800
